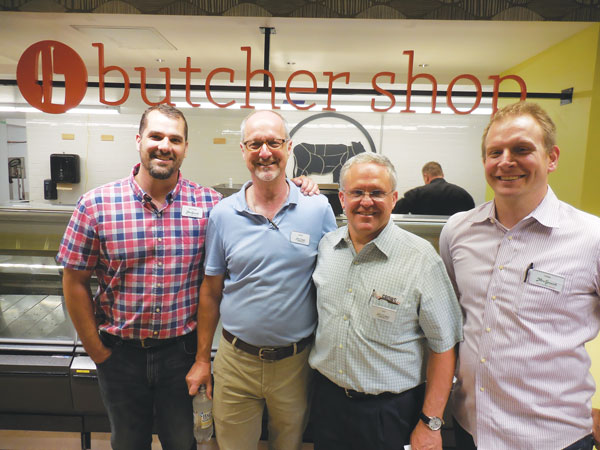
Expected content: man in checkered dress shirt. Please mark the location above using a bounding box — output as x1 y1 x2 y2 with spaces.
57 105 221 450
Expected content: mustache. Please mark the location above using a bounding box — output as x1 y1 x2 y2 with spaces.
150 150 174 160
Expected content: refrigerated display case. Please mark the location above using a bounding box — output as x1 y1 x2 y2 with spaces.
0 203 454 448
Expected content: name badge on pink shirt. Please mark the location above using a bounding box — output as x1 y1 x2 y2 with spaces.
527 269 565 293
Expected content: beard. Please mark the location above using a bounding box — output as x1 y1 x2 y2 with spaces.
149 164 175 180
145 150 180 180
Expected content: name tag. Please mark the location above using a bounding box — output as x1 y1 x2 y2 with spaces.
527 269 565 293
369 304 397 323
290 231 310 246
182 205 204 218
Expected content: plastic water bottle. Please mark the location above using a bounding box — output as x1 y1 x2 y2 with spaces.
193 385 213 444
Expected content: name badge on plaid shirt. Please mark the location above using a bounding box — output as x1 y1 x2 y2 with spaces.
182 205 204 218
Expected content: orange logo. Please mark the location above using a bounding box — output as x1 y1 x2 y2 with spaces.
17 40 88 114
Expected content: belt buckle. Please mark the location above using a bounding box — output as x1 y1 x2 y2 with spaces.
258 347 277 361
344 388 353 399
140 338 151 348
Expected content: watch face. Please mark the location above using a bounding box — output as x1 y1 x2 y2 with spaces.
429 417 443 431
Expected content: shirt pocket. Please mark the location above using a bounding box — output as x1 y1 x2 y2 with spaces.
513 274 569 321
357 291 417 342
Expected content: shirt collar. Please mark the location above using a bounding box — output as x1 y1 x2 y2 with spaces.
333 219 395 259
470 186 560 229
233 178 298 213
129 163 182 206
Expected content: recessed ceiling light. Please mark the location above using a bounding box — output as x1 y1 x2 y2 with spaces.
287 61 296 65
418 63 429 68
156 58 165 63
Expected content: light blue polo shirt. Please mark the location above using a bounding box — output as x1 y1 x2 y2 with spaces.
204 179 337 346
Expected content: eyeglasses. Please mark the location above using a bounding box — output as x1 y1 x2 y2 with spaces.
243 138 288 152
344 190 393 201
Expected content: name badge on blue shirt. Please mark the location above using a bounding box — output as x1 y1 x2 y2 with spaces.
527 269 565 293
181 205 204 218
290 231 310 246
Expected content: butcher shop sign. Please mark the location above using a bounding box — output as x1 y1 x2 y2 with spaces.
16 40 527 115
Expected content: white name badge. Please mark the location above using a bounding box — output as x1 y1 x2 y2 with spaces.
181 205 204 219
527 269 565 293
369 304 397 323
290 231 310 246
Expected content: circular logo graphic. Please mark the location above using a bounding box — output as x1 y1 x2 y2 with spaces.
17 40 88 114
287 112 377 185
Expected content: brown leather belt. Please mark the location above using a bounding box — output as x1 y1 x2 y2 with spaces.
222 328 312 361
100 330 194 349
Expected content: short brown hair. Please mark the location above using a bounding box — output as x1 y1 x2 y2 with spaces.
139 104 188 141
481 101 556 159
422 161 443 177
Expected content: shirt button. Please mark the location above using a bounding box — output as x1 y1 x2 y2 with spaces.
486 327 491 332
508 236 513 240
343 315 348 321
155 307 160 312
480 358 486 363
339 344 343 349
158 262 162 266
157 283 162 288
353 261 358 265
347 288 352 293
491 295 496 301
158 238 162 242
480 387 485 392
338 369 343 374
153 331 159 336
490 218 495 224
499 265 504 270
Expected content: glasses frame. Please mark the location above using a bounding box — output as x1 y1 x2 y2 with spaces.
242 138 288 152
343 189 394 201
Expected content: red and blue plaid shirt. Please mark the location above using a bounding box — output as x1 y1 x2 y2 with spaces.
57 164 221 339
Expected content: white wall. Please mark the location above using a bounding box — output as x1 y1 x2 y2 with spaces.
22 108 489 206
0 122 7 203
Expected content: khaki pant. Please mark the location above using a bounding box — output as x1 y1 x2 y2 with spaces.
213 336 313 450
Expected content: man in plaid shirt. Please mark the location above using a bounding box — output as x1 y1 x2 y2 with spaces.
57 104 318 449
57 104 220 449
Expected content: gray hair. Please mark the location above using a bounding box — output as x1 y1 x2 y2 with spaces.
239 110 291 142
339 153 397 192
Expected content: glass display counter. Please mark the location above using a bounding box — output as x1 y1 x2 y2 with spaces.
0 203 452 448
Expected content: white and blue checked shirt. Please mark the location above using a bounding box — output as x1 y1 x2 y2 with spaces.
309 219 463 395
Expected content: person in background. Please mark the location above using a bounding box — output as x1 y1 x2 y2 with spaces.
186 110 337 450
57 104 318 450
440 101 600 450
393 161 474 215
309 152 463 450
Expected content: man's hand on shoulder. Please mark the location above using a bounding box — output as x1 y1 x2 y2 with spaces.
291 175 320 196
410 420 442 450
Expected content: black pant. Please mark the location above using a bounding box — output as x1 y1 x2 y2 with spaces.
311 372 425 450
453 418 594 450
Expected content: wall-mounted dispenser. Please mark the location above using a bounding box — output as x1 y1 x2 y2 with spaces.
43 179 57 200
50 154 80 184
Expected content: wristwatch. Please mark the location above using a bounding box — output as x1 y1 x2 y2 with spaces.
419 412 444 431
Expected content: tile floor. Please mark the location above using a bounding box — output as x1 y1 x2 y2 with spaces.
0 430 314 450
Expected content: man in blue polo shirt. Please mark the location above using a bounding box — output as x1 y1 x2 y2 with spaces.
186 110 337 450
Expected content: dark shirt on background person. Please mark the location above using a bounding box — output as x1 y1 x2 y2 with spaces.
393 161 475 215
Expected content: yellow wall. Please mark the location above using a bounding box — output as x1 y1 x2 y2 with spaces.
489 24 600 215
